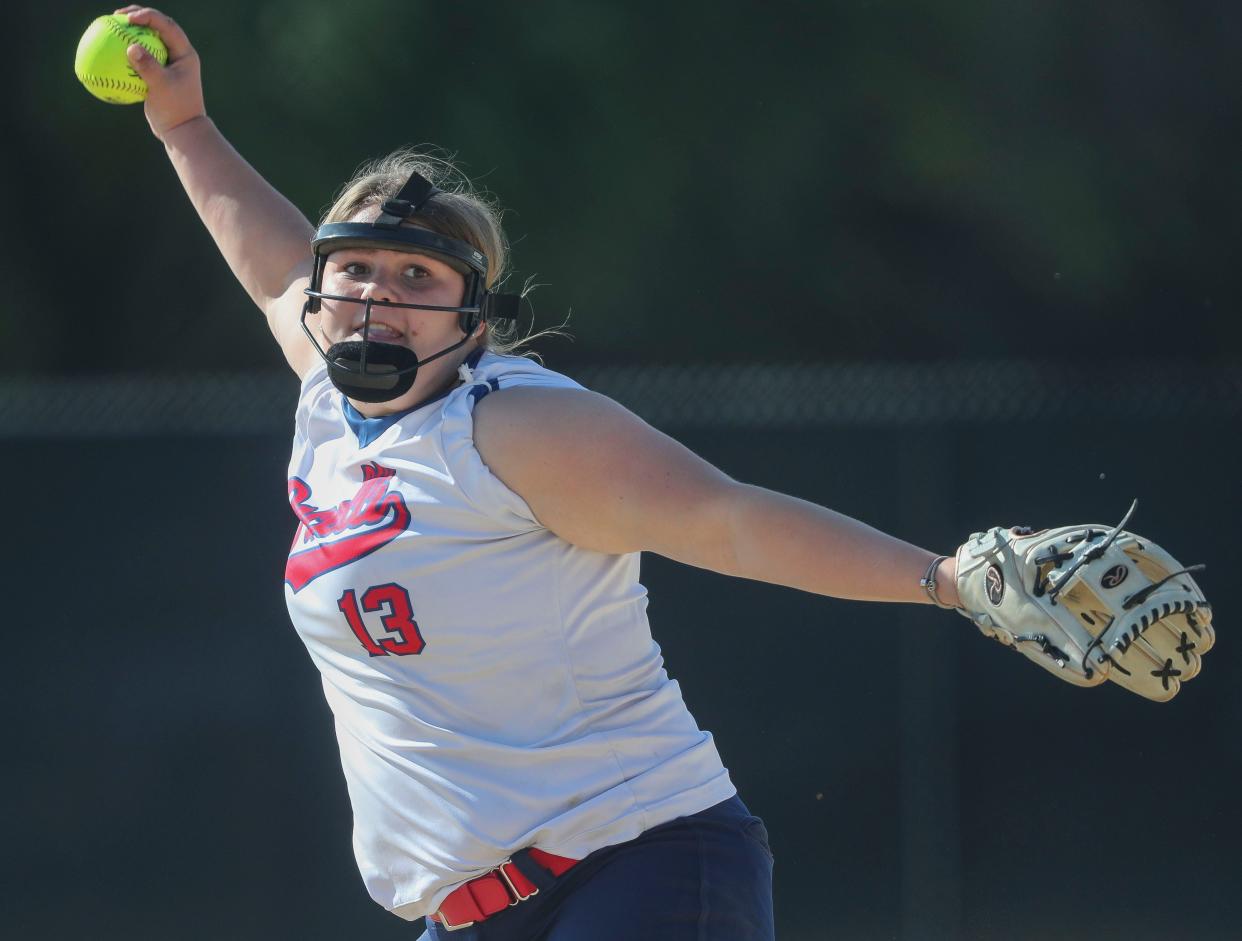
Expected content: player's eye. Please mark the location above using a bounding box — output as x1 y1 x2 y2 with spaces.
403 265 430 280
341 262 369 277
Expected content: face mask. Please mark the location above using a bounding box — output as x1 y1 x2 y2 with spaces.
300 170 518 404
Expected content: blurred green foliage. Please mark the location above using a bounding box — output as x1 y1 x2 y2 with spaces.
9 0 1240 373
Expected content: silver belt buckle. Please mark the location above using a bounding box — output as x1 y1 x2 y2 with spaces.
435 909 476 932
498 858 539 903
435 855 539 930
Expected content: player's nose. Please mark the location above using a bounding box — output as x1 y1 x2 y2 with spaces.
359 281 395 303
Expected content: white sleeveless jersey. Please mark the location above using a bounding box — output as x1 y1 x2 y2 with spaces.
283 351 735 920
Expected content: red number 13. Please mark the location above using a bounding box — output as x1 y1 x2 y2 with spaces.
337 583 426 657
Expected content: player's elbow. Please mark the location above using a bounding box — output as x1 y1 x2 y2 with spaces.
644 479 749 576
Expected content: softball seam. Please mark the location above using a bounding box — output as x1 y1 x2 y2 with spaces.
102 17 168 64
77 74 147 97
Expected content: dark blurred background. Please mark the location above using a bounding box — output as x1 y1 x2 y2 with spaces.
4 2 1240 939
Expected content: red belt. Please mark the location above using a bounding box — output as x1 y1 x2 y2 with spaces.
430 848 580 931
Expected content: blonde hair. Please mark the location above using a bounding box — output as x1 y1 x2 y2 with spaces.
321 149 567 357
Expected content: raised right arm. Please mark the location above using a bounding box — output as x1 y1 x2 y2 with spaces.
119 6 318 376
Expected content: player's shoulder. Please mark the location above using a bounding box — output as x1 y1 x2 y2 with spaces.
467 350 583 392
474 382 614 425
469 352 605 421
472 369 648 477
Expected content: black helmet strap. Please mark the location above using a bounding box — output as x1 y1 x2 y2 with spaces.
374 172 441 228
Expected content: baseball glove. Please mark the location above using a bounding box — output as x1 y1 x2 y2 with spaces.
954 500 1214 701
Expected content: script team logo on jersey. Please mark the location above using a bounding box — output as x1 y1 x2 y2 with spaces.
285 462 411 592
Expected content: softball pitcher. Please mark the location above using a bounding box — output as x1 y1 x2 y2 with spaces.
119 5 1212 938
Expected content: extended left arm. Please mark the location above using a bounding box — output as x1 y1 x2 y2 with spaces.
705 482 959 606
473 387 959 608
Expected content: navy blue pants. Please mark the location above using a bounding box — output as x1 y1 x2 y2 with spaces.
416 796 775 940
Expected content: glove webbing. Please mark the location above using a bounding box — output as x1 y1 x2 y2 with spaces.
1046 499 1138 604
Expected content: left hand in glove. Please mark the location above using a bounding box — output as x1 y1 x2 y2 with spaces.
954 501 1214 701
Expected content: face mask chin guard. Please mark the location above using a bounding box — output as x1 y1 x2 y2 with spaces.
300 171 520 404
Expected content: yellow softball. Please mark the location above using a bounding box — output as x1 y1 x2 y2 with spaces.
74 14 168 104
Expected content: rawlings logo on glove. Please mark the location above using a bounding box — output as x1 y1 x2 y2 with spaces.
954 500 1214 701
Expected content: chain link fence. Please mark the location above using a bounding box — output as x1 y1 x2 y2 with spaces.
2 359 1240 437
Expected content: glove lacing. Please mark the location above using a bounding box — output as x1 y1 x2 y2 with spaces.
1045 499 1138 604
1121 564 1207 610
